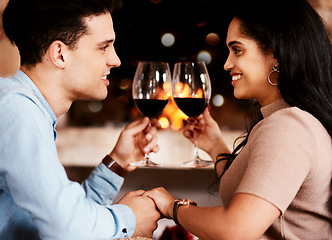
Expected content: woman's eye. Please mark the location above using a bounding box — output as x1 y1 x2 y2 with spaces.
232 47 241 54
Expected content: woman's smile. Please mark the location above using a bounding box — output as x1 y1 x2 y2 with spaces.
231 74 242 86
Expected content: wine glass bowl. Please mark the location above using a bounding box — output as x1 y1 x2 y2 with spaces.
132 61 172 167
172 61 212 168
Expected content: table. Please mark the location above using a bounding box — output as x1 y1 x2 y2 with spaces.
57 126 238 239
64 166 221 240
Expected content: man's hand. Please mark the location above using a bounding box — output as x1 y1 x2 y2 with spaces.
109 118 160 172
143 187 175 219
117 190 161 238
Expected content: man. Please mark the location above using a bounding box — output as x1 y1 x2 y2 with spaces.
0 0 161 239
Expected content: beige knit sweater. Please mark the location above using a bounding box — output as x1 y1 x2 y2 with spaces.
220 99 332 239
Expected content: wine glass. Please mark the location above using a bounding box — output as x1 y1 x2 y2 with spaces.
132 61 172 167
172 61 212 168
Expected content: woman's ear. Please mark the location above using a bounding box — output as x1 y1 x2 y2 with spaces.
46 40 67 69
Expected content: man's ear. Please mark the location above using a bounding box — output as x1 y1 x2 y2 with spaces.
47 40 67 69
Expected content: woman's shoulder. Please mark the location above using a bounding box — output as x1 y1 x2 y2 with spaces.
248 104 331 178
268 105 325 132
251 104 330 147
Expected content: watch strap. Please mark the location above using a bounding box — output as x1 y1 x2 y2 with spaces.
102 155 127 177
173 199 197 227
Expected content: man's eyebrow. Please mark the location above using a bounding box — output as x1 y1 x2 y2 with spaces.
227 40 243 48
97 39 114 46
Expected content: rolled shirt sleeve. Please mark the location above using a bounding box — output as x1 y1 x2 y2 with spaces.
82 163 124 205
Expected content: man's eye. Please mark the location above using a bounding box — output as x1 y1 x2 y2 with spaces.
101 45 109 51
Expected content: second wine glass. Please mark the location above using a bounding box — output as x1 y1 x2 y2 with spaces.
172 61 212 168
132 61 172 167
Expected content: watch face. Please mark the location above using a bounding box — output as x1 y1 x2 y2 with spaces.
177 199 187 205
176 199 197 206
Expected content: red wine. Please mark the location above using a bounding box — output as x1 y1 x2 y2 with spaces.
134 99 169 118
174 97 209 117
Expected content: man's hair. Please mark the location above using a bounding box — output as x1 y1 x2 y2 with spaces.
2 0 113 68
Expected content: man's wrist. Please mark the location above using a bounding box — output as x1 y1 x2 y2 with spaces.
102 155 128 177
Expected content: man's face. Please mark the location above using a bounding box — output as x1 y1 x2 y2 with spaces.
64 12 121 102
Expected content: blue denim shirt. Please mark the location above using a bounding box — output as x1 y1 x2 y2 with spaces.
0 70 136 239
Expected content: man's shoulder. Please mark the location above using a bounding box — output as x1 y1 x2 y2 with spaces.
0 77 54 142
0 77 45 125
0 76 39 104
0 76 35 99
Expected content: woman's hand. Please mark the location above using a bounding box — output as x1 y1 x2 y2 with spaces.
143 187 175 219
109 117 160 172
183 108 230 161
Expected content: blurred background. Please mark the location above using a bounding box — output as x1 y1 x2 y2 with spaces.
1 0 331 131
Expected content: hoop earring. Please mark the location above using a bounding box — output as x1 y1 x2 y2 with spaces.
268 64 279 86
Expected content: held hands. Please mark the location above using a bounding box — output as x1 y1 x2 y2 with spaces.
183 108 230 161
117 190 161 238
109 117 160 172
117 187 186 237
143 187 175 219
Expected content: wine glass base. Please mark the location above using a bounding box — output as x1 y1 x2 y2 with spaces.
130 160 163 168
181 159 213 168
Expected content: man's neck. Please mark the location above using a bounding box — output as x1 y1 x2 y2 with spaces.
20 66 73 118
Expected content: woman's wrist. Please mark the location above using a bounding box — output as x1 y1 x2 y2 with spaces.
172 199 198 227
206 136 230 161
210 148 231 163
168 200 175 219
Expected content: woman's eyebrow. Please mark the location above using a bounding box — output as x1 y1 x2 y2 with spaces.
227 40 244 48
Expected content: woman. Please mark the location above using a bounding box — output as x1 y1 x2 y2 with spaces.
145 0 332 239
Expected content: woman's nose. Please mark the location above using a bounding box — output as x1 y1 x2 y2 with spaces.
224 55 233 72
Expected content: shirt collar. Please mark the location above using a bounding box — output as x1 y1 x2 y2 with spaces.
260 99 290 118
12 70 58 137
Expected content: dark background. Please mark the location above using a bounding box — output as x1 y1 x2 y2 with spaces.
69 0 249 130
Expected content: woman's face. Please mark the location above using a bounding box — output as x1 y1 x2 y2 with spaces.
224 18 281 106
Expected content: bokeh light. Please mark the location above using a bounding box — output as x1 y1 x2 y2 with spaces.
195 20 207 27
119 78 132 90
158 117 170 129
88 102 103 113
205 33 220 46
197 50 212 65
161 33 175 47
212 94 224 107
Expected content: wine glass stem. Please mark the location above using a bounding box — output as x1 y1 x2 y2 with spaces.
194 139 200 163
145 152 150 164
144 121 152 164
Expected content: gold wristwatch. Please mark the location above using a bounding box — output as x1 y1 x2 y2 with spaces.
173 199 197 227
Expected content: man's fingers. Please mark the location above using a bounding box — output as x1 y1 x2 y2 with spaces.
124 117 149 136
